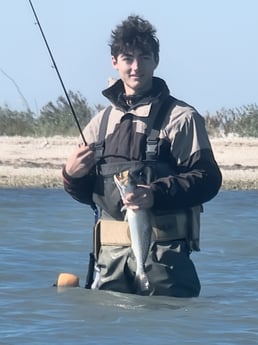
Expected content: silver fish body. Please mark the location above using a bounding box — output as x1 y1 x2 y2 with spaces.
114 171 153 295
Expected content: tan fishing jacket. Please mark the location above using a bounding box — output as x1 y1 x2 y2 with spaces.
63 77 222 216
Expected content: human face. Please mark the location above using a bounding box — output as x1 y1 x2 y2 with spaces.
112 49 158 96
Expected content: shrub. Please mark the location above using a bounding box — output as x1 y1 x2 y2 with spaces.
204 103 258 137
37 91 94 136
0 107 36 136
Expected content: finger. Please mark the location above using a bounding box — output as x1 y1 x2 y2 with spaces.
127 204 140 210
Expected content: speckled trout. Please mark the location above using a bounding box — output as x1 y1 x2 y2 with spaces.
114 170 152 295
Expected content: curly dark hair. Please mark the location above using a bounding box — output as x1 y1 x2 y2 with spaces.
109 15 159 63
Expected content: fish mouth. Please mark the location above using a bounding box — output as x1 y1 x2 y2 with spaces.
114 170 140 191
114 170 130 199
114 170 129 185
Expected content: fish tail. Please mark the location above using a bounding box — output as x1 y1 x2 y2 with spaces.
134 272 153 296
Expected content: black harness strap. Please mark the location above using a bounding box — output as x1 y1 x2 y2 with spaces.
146 96 175 160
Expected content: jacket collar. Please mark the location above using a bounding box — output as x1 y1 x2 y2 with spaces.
102 77 170 112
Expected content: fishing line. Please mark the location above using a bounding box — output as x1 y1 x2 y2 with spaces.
28 0 86 144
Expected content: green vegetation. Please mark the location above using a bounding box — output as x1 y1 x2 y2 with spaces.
0 91 257 137
205 104 258 137
0 91 101 137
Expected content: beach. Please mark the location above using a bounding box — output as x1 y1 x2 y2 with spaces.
0 136 258 189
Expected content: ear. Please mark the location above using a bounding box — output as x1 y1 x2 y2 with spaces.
154 56 159 69
111 56 118 70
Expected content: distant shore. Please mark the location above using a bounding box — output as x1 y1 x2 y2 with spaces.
0 136 258 190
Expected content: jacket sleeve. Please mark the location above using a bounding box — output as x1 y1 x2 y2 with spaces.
62 167 96 206
62 110 105 205
151 109 222 211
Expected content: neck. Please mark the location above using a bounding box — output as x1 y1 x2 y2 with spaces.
123 89 153 106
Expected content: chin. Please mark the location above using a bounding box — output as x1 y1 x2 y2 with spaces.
132 81 146 90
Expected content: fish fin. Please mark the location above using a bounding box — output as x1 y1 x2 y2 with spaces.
120 205 127 213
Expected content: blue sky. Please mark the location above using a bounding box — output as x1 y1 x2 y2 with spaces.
1 0 257 115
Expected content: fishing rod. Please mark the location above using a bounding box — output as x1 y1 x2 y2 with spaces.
28 0 86 144
28 1 98 290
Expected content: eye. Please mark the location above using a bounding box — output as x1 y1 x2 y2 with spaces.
122 55 133 62
142 55 152 61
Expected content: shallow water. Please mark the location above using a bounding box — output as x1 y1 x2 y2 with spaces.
1 189 258 344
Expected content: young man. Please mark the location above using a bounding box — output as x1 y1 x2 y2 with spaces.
63 15 222 297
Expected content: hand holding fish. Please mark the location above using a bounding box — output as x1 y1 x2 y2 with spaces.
122 185 154 210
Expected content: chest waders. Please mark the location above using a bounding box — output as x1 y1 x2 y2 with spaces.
85 96 202 290
85 96 174 288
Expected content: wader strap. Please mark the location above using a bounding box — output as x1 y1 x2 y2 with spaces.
146 96 175 160
95 105 112 160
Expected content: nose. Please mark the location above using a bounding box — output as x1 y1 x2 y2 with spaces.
131 58 142 70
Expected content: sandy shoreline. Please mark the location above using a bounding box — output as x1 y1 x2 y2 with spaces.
0 136 258 190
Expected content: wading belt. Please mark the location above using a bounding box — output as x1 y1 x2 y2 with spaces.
93 205 202 259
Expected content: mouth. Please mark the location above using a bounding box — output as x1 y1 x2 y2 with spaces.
130 74 143 80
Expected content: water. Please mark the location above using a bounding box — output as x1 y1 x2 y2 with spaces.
0 189 258 345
